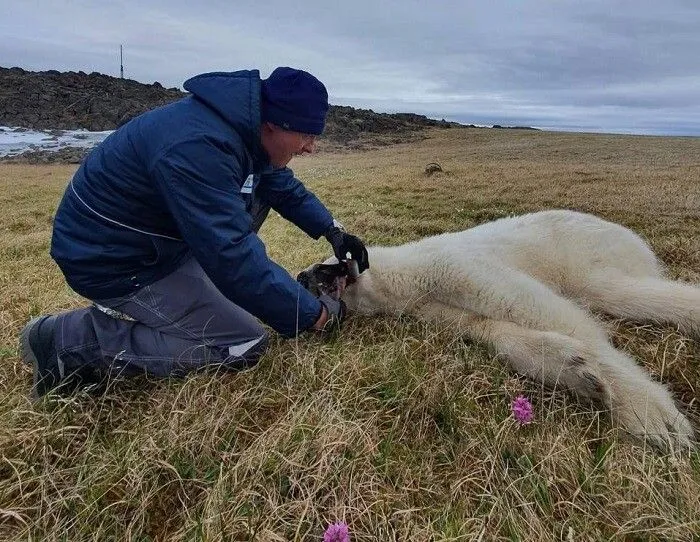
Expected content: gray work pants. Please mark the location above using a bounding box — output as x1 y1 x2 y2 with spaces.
55 201 272 380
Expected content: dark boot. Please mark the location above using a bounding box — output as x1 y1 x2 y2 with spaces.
20 315 65 399
19 315 99 399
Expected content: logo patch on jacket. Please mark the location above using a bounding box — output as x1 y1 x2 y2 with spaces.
241 174 254 194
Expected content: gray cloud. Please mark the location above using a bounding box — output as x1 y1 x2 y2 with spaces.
1 0 698 135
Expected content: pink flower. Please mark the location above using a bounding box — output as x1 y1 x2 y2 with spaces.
511 395 534 425
324 521 350 542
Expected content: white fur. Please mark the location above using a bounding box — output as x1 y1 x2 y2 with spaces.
333 210 698 450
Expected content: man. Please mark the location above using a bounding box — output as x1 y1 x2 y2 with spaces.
19 67 369 398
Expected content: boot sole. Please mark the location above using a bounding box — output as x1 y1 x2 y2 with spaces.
20 316 47 401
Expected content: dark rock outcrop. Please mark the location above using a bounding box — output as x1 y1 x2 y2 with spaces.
0 66 460 163
0 66 184 131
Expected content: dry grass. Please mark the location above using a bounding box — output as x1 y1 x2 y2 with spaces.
1 128 700 541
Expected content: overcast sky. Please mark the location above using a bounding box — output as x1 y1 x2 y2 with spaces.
2 0 699 136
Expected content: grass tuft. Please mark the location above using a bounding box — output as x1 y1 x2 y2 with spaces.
1 130 699 540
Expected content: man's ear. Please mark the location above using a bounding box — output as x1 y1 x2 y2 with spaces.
261 121 281 134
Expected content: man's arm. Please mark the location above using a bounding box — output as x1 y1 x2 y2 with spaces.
151 139 324 337
256 167 334 239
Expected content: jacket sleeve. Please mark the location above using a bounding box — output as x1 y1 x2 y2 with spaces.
256 167 334 239
151 139 323 337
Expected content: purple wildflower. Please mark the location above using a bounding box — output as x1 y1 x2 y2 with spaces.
323 521 350 542
511 395 534 425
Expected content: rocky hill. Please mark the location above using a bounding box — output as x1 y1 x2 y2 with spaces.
0 66 458 162
0 67 184 131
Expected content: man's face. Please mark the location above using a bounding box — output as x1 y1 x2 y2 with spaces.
260 122 317 168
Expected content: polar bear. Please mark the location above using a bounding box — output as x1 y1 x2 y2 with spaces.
299 210 699 451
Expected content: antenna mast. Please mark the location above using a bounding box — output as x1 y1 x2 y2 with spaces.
120 45 124 79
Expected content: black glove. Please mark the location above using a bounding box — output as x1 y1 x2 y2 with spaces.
324 226 370 273
317 293 347 331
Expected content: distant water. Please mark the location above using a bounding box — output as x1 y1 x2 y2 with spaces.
0 126 113 157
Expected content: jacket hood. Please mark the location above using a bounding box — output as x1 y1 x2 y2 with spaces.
183 70 267 164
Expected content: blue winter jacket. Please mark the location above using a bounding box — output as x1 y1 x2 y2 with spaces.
50 70 334 337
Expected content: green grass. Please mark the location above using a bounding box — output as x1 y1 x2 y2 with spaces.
1 129 700 540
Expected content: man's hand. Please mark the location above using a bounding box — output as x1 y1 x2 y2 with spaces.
324 226 370 273
312 293 346 332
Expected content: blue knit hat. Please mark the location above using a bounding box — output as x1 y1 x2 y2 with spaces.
260 67 329 135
